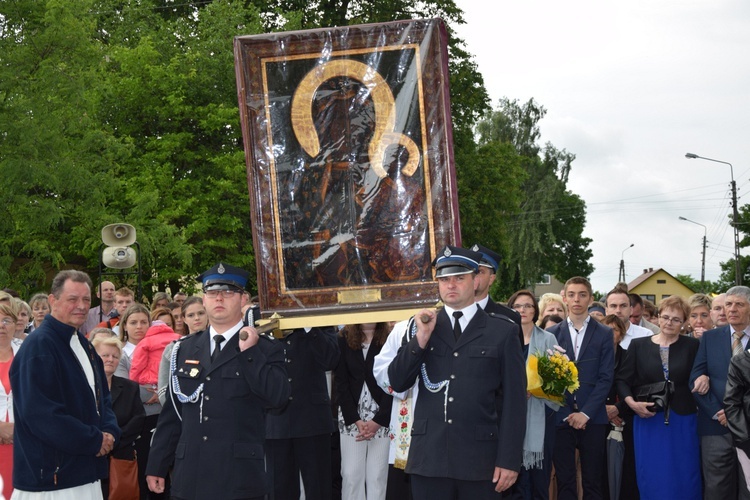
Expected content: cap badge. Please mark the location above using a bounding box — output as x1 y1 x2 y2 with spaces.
218 263 225 274
443 248 452 257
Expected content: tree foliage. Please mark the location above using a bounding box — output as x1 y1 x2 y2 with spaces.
0 0 489 299
466 98 594 299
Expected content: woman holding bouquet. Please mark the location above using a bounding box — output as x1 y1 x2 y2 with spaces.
508 290 560 500
615 295 701 499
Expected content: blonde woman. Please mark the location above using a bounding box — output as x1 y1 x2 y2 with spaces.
537 293 566 327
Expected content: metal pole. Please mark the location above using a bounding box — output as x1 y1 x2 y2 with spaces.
678 216 707 292
620 244 634 283
686 153 741 286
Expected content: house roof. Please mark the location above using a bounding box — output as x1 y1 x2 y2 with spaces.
627 268 661 290
627 267 695 294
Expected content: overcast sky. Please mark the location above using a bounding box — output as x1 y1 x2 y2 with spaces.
453 0 750 294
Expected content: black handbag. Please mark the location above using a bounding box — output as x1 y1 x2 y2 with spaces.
634 379 674 424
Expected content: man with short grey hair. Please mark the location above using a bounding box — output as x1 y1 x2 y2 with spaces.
690 285 750 499
11 270 120 498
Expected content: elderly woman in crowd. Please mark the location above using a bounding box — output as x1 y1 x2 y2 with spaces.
686 293 713 339
27 293 49 333
508 290 559 500
0 304 19 500
536 293 566 327
616 295 701 499
12 298 31 344
334 322 392 500
92 335 146 499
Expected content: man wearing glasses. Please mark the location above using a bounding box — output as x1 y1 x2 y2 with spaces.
146 263 290 500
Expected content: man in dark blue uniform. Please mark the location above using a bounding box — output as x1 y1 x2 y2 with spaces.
388 246 527 499
265 324 340 500
470 244 522 329
146 263 290 500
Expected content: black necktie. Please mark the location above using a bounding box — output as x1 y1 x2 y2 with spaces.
453 311 463 341
211 335 225 363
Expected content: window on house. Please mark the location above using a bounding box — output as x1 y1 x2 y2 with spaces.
641 294 655 302
537 274 551 285
656 279 666 284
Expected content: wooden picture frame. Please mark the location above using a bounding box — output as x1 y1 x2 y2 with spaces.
234 18 460 317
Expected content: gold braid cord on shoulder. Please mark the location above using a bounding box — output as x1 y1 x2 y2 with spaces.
290 59 420 178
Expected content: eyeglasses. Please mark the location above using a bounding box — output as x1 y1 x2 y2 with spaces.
512 304 535 311
0 318 14 328
204 288 240 299
660 315 684 325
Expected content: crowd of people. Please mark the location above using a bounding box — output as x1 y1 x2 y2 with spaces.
1 252 750 500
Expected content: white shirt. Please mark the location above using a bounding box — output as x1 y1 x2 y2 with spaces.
444 303 478 333
567 316 591 360
620 323 653 350
210 320 243 356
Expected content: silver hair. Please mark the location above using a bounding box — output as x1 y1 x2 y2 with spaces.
726 286 750 302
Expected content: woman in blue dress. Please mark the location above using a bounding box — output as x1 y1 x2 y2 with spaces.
616 295 701 499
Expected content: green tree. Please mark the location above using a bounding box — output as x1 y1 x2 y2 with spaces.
674 274 718 295
472 98 594 298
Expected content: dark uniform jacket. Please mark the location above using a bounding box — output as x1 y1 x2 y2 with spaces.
725 349 750 454
146 328 290 499
690 325 735 436
388 307 527 480
266 327 340 439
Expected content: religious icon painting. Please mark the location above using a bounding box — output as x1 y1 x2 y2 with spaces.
234 18 460 316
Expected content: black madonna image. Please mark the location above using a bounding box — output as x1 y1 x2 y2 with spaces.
276 53 430 290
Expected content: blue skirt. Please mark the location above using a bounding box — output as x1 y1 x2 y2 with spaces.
633 411 702 500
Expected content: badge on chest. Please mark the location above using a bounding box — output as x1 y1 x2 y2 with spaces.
178 360 203 379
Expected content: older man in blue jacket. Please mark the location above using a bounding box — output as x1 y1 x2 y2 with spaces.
11 270 120 497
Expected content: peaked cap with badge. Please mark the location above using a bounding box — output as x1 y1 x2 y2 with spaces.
471 244 501 273
197 262 250 290
432 245 482 278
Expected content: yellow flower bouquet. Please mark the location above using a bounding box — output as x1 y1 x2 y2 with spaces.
527 346 580 405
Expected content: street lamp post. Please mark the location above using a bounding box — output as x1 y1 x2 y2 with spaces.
685 153 741 286
619 243 634 283
678 216 707 292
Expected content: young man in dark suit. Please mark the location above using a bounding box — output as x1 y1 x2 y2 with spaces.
388 246 527 499
547 276 614 500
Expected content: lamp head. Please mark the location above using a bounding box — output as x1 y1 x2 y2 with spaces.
679 216 687 221
685 153 698 159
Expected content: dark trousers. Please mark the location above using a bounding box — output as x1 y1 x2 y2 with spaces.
386 465 413 500
553 423 607 500
411 474 503 500
266 434 332 500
